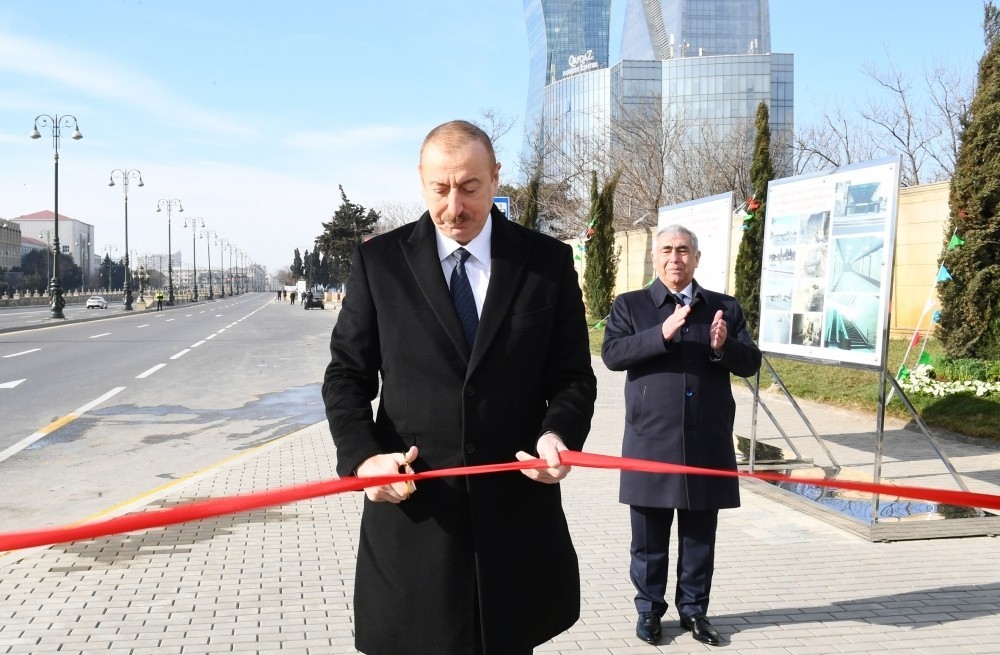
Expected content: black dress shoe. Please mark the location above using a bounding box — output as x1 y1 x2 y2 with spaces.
636 611 662 644
680 615 721 646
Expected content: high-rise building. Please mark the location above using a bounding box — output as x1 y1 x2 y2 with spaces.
522 0 613 146
621 0 770 61
524 0 792 222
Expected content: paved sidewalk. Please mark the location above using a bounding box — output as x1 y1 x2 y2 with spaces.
2 360 999 654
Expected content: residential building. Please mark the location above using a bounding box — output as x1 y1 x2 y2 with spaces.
8 211 96 281
0 219 21 270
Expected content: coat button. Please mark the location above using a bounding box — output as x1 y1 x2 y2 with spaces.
464 443 477 454
465 385 476 397
685 388 694 397
682 327 690 334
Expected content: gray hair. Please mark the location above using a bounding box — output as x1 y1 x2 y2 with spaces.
653 224 699 254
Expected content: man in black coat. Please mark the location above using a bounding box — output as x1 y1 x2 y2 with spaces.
601 224 761 647
322 120 596 655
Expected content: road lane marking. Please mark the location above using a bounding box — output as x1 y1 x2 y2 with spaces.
136 363 167 379
166 318 175 322
0 386 126 464
89 332 111 339
170 349 191 360
191 340 206 348
3 349 41 358
137 324 150 328
0 379 26 389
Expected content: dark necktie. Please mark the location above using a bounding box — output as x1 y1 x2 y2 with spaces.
451 248 478 347
674 293 687 307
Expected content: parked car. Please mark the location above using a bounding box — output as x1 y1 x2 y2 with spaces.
304 290 325 310
86 295 108 309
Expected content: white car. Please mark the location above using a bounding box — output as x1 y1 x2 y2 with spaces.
86 295 108 309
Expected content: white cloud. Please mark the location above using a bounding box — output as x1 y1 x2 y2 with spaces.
0 30 254 136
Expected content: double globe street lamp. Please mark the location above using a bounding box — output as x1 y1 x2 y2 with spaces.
156 199 183 305
108 169 143 310
30 113 82 319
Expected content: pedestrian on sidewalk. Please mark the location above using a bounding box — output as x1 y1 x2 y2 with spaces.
322 119 596 655
601 224 762 648
155 289 163 311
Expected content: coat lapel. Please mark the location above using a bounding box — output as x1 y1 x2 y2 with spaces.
469 207 529 371
400 214 470 357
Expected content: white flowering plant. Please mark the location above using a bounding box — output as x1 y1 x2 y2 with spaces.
899 364 1000 397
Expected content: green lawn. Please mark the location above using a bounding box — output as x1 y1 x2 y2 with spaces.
587 325 1000 441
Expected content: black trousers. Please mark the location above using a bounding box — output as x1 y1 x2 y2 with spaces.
629 505 718 619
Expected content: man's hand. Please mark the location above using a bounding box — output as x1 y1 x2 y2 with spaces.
355 446 419 503
516 432 569 484
662 304 692 341
710 309 727 354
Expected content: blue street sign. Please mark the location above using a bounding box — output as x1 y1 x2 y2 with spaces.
493 196 510 220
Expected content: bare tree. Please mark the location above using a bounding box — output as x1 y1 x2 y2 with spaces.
793 101 881 174
373 201 425 233
794 56 972 184
473 109 517 162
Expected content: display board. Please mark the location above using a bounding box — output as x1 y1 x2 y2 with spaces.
758 157 901 369
657 191 733 294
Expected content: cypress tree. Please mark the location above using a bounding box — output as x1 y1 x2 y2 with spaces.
734 101 774 339
519 173 541 231
583 170 620 319
937 3 1000 359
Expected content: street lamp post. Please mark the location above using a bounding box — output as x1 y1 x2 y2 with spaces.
136 264 149 302
30 113 82 319
38 230 52 284
215 237 226 298
234 248 242 295
156 199 183 305
183 217 204 301
226 242 235 296
202 228 216 299
108 169 143 310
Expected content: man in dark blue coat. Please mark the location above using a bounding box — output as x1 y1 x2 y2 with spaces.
601 224 761 647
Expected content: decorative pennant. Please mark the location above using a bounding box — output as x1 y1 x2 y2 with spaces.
948 234 965 251
932 310 942 323
918 351 933 365
910 331 921 348
936 266 952 282
898 365 911 381
592 318 606 329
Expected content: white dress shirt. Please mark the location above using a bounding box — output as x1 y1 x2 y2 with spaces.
436 215 492 317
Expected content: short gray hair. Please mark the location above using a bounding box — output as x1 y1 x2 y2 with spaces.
653 224 699 254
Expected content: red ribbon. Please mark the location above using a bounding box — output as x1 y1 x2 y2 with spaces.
1 451 997 553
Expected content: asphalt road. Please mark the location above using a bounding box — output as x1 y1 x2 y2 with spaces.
0 299 132 332
0 293 336 533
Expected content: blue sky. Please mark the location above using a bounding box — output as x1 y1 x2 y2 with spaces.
0 1 986 274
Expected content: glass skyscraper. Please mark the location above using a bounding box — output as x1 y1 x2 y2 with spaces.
524 0 792 205
621 0 771 61
522 0 613 146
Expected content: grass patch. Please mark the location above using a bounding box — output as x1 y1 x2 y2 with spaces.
587 321 1000 442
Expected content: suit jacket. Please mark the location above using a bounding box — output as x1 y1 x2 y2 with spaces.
601 279 761 510
322 207 597 655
